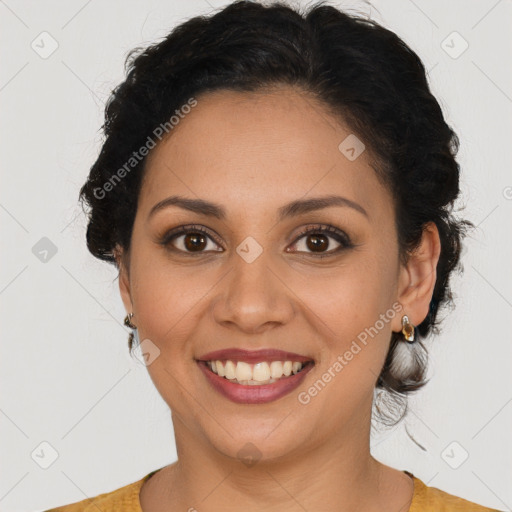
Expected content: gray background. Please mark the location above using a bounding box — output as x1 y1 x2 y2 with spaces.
1 0 511 510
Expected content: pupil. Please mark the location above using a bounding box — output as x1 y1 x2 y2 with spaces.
306 234 328 252
185 233 207 251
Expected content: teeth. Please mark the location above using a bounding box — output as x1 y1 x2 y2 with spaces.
292 362 302 374
235 361 252 381
270 361 283 379
253 362 270 382
224 360 236 380
215 360 225 377
206 359 308 385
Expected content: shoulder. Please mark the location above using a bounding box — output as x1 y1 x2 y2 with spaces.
409 473 504 512
43 469 160 512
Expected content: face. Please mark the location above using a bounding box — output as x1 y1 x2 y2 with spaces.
116 86 438 465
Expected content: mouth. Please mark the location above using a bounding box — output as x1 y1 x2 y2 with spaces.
195 348 315 404
201 359 314 385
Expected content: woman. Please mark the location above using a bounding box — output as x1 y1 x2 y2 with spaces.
45 1 503 510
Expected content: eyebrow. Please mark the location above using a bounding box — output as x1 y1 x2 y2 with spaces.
148 194 369 221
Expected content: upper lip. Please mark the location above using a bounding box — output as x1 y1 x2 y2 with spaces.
196 348 314 364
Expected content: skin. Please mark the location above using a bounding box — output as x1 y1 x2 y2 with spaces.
115 85 441 512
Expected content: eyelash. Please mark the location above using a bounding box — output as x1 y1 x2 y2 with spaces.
159 223 353 259
290 225 353 257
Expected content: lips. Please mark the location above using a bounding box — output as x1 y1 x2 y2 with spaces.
196 348 314 364
197 359 314 404
195 348 315 404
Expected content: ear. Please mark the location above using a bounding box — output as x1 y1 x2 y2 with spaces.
114 244 133 315
393 221 441 332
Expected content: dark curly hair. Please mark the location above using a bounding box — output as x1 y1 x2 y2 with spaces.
79 0 474 426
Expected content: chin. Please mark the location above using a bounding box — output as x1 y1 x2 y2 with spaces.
201 417 312 467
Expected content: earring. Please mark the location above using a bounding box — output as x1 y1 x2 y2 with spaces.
401 314 415 343
124 312 137 329
389 314 420 381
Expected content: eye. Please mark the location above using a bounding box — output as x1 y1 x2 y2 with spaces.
287 224 353 258
159 224 223 254
159 223 353 258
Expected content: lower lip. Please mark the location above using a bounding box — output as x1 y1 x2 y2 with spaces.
197 361 314 404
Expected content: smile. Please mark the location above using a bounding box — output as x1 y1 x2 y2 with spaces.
205 359 310 385
196 357 314 405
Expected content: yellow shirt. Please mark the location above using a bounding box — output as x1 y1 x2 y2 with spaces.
44 469 504 511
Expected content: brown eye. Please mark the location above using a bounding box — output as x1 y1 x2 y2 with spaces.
183 232 208 252
305 233 329 252
288 225 352 258
161 225 223 254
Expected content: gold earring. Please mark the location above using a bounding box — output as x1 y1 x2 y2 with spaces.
124 312 137 329
401 315 415 343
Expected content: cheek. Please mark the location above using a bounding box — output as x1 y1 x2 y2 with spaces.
296 275 394 415
129 258 210 410
295 257 396 387
128 244 203 345
300 257 393 333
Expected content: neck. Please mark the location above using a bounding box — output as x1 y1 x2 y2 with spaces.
142 404 412 512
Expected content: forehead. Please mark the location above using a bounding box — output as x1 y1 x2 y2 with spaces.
139 86 391 222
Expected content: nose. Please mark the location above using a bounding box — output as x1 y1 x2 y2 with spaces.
212 251 296 335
